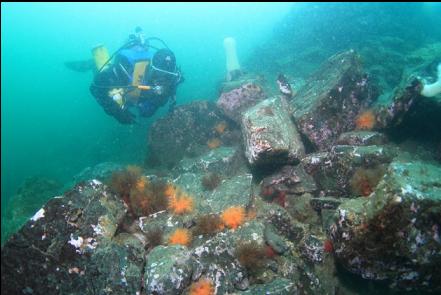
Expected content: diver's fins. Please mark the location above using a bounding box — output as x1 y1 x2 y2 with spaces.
64 59 95 72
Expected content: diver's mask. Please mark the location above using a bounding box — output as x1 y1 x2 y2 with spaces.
150 49 181 83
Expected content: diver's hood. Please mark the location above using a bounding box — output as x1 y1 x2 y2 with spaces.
151 48 178 76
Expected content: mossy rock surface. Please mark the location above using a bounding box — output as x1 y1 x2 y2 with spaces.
331 160 441 291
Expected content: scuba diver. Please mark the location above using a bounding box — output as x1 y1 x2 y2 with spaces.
67 27 183 124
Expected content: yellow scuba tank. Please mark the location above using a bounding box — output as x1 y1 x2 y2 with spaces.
91 44 110 70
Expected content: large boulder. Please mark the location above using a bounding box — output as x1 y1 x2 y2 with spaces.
330 160 441 291
302 145 396 197
144 245 193 295
0 180 143 295
374 46 441 131
242 96 305 168
147 100 239 169
164 146 253 216
190 220 267 294
217 82 267 124
292 50 378 151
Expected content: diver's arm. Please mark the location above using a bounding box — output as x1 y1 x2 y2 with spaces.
91 89 136 124
90 69 136 124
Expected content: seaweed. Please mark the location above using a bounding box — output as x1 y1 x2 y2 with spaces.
192 214 223 236
234 240 267 273
350 165 387 197
201 173 222 191
145 227 163 249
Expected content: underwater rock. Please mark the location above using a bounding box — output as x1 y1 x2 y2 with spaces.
330 160 441 291
144 245 193 295
87 237 145 294
156 172 253 222
260 202 306 244
217 82 266 123
375 76 424 130
261 165 317 198
258 201 338 295
169 153 253 215
299 235 326 264
264 223 289 254
285 193 320 226
239 278 297 295
1 176 62 244
172 146 246 177
0 180 142 294
302 145 396 197
374 57 441 136
204 173 253 213
147 100 233 169
191 220 267 294
242 96 305 168
138 209 189 242
310 196 342 212
336 131 388 146
374 63 441 148
219 73 266 94
292 50 377 151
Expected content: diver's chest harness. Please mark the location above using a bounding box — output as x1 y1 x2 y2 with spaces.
91 37 181 109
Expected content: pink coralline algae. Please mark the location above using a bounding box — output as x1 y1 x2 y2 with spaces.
217 83 266 123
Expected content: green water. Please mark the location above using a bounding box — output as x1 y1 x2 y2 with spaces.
1 2 292 231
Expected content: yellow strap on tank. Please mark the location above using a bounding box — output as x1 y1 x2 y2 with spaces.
126 61 149 102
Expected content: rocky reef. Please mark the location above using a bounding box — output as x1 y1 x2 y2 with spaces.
2 4 441 294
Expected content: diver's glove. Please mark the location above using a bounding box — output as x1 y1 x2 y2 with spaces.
152 85 164 95
109 88 125 108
